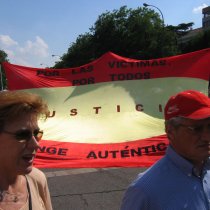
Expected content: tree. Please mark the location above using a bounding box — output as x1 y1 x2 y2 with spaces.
91 6 177 59
54 33 94 68
166 22 194 51
180 28 210 53
54 6 187 68
166 22 194 37
0 49 9 90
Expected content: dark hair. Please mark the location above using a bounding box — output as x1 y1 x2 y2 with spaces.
0 91 49 131
165 117 183 128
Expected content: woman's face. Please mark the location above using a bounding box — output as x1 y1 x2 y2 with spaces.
0 113 40 175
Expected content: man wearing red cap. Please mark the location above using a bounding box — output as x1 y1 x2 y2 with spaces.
120 90 210 210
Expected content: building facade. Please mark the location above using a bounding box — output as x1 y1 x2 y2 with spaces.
202 6 210 28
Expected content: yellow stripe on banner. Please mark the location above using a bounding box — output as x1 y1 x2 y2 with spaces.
23 77 208 143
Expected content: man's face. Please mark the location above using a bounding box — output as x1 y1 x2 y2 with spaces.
167 117 210 165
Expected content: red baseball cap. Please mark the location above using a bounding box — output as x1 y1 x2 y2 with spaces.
164 90 210 120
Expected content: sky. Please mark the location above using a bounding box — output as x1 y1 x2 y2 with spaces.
0 0 209 68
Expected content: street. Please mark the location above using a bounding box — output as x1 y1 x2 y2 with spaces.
42 167 147 210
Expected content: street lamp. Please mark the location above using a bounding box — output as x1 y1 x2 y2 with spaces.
52 54 61 59
143 3 165 57
40 63 49 68
143 3 164 26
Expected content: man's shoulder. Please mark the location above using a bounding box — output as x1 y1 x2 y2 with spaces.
130 157 170 189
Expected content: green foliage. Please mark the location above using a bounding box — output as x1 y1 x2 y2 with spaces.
92 6 167 59
0 49 9 90
166 22 194 37
181 29 210 53
54 6 180 68
0 50 8 63
54 6 206 69
54 33 95 68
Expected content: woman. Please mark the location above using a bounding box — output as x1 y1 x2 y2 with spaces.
0 90 52 210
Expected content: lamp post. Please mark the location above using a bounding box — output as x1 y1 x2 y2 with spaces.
52 54 61 59
40 63 49 68
143 3 165 57
143 3 164 26
52 54 62 66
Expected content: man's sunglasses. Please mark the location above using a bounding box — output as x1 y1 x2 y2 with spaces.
2 128 43 142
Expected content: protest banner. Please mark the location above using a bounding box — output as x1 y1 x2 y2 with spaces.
3 49 210 168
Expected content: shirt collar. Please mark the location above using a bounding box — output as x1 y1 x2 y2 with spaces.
204 158 210 170
166 145 195 177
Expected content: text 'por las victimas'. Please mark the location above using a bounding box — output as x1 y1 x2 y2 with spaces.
36 70 151 86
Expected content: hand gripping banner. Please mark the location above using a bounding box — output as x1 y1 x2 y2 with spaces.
3 49 210 168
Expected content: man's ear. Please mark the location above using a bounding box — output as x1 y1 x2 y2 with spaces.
165 124 176 141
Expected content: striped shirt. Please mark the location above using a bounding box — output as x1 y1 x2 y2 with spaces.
120 146 210 210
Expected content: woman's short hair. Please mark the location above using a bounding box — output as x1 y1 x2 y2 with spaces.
0 90 49 131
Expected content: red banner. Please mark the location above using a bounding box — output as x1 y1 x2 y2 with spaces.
3 49 210 168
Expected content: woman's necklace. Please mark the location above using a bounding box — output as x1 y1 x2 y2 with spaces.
0 176 25 204
0 190 21 203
